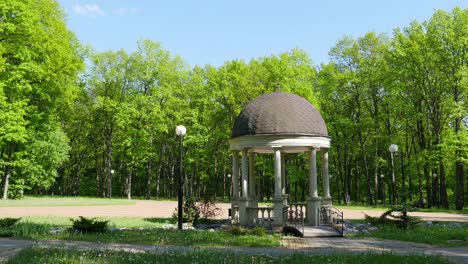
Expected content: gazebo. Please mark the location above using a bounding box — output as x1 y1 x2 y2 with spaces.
229 91 333 228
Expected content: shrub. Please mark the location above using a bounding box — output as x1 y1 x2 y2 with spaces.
251 226 266 237
0 218 21 228
70 216 109 233
198 199 223 220
229 225 247 236
172 198 200 225
365 206 420 229
229 225 266 236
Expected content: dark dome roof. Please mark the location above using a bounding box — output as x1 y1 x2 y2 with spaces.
231 92 328 138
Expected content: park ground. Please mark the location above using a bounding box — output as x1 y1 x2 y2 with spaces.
0 200 467 263
1 200 467 222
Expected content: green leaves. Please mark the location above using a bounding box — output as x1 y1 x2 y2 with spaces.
0 0 84 198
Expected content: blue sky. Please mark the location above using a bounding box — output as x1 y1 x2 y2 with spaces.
58 0 466 67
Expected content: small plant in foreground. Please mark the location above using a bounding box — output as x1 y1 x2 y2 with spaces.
229 225 267 236
229 225 247 235
70 216 109 233
0 217 21 228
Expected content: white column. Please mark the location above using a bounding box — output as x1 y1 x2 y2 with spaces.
232 150 239 200
307 147 321 226
241 149 249 199
274 148 282 198
239 148 250 225
281 152 286 195
248 152 256 199
322 149 330 198
309 148 318 198
273 147 284 226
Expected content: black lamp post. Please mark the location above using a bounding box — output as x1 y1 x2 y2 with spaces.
380 173 385 206
175 125 186 230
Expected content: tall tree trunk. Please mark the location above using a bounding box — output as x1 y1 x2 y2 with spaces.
424 164 432 207
454 86 465 210
146 158 152 199
214 156 218 198
364 153 371 205
2 144 14 200
439 161 448 208
455 160 464 210
432 169 438 207
106 139 113 198
95 152 101 197
374 162 379 206
126 167 132 200
355 159 360 204
2 166 11 200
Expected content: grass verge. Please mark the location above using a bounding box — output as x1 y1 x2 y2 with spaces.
0 216 170 229
8 248 454 264
0 218 279 247
353 223 468 246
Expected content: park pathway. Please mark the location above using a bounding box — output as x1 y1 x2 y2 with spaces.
1 200 467 222
0 237 467 263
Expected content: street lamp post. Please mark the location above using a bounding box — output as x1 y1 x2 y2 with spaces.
389 144 398 205
432 173 438 208
380 173 385 206
109 169 114 199
401 153 405 204
175 125 186 230
226 174 231 198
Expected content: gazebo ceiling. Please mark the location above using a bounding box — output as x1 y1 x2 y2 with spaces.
231 92 328 138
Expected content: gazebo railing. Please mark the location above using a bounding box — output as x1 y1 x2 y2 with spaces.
319 206 344 236
248 207 274 229
288 202 306 221
283 203 305 234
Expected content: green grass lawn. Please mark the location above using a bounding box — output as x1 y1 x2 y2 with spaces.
417 207 468 214
349 221 468 246
0 217 279 247
0 196 136 207
52 228 279 247
336 204 468 214
11 216 169 228
8 248 453 264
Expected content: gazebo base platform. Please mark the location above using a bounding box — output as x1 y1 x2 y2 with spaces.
302 225 342 237
272 225 342 238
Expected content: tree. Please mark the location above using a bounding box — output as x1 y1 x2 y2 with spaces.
425 8 468 209
0 0 83 199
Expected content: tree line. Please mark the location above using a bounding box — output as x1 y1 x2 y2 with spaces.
0 1 466 209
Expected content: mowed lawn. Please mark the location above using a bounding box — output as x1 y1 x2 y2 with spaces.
0 196 136 207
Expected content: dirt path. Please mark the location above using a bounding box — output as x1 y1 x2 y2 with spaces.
1 200 467 222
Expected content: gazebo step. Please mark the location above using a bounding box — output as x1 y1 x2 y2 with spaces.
302 225 342 238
